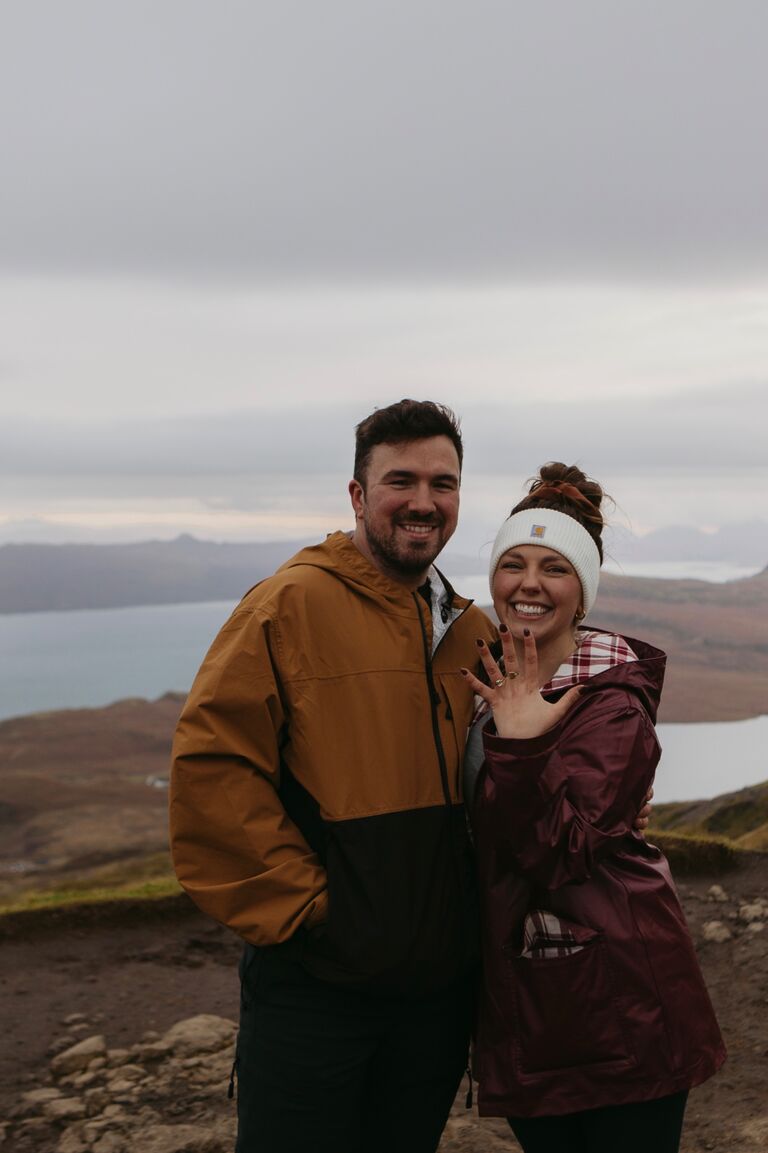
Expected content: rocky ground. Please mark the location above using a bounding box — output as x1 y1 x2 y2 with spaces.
1 857 767 1153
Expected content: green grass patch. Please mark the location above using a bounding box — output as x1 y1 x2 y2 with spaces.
651 830 743 875
0 862 181 916
651 782 768 845
703 795 768 841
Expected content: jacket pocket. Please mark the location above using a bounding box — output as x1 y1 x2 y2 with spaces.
507 918 634 1075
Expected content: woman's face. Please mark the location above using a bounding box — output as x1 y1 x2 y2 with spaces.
492 545 583 649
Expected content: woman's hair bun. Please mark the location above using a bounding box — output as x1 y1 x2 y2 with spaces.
513 462 607 560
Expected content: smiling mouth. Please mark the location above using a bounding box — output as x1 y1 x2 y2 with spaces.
398 523 439 536
510 602 550 618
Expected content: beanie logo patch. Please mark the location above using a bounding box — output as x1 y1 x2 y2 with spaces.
530 525 546 538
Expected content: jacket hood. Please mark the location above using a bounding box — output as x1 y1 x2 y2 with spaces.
567 630 666 724
278 530 472 615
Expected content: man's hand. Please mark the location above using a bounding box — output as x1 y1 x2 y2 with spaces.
634 785 654 833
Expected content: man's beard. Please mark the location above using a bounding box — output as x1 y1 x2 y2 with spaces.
363 512 445 577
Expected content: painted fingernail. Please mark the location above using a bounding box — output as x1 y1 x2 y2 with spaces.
460 667 469 676
523 628 531 637
499 623 509 634
476 638 484 647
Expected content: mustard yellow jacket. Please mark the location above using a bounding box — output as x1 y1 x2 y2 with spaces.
170 531 495 992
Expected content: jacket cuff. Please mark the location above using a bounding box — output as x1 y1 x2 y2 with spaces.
482 720 564 761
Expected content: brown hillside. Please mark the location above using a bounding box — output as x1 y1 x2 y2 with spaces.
591 568 768 721
0 695 185 901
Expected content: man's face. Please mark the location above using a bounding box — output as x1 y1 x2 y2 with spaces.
349 436 461 586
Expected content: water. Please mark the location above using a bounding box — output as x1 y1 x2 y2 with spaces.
0 598 765 804
654 717 768 803
0 600 238 720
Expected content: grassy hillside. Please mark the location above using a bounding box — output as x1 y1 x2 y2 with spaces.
650 780 768 852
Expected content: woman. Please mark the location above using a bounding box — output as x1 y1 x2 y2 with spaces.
461 464 725 1153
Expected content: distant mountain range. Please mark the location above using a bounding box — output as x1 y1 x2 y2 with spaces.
0 536 313 614
607 520 768 566
1 530 766 615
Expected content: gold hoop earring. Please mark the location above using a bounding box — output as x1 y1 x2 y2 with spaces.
575 607 586 621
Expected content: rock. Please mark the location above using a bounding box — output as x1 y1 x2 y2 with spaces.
738 903 766 922
746 921 766 933
72 1069 101 1089
106 1048 132 1067
51 1035 107 1077
93 1134 127 1153
57 1130 89 1153
21 1086 64 1108
702 920 733 943
162 1015 237 1056
133 1041 173 1063
707 884 728 903
83 1119 116 1141
62 1013 88 1026
740 1115 768 1145
17 1116 51 1134
138 1124 227 1153
44 1097 88 1122
83 1088 112 1115
106 1063 145 1082
101 1104 127 1120
49 1035 80 1058
109 1078 141 1095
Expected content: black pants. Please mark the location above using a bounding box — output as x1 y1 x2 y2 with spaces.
508 1090 689 1153
234 945 473 1153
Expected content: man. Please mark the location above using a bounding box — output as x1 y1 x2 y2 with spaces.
170 399 496 1153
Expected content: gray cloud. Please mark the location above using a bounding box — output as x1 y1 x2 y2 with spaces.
3 382 764 482
2 1 767 277
463 382 768 476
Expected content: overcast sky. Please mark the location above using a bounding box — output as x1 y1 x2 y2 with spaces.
3 0 768 278
1 2 767 557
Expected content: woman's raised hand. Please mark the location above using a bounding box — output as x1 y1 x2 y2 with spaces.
461 625 582 740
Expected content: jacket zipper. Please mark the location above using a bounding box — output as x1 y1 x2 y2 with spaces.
413 591 453 808
414 590 476 970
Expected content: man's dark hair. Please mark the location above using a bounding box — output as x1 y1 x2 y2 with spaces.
353 399 463 487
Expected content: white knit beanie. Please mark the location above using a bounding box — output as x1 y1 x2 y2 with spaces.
488 508 601 614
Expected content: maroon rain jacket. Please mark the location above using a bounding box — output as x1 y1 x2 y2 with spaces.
472 634 726 1118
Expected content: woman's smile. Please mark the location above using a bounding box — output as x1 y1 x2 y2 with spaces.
509 601 551 618
492 545 583 671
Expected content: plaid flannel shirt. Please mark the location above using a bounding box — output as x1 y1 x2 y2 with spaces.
543 629 638 693
521 909 585 959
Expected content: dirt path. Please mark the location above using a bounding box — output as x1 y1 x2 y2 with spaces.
1 861 767 1151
